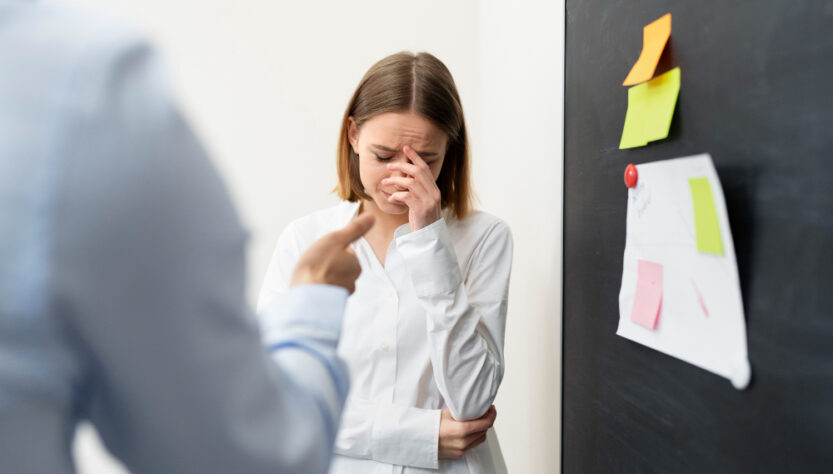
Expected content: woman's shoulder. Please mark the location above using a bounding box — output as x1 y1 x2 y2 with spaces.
282 201 361 246
446 209 509 231
445 209 512 251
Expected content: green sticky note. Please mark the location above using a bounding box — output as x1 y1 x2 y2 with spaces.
688 177 723 255
619 67 681 149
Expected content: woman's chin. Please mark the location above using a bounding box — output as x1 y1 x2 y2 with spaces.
376 197 408 214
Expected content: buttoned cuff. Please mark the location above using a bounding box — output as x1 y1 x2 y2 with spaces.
259 284 348 344
371 404 441 469
395 218 463 297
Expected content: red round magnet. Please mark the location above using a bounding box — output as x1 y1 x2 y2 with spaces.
624 163 638 188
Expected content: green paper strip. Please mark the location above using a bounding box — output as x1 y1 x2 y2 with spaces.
688 177 723 255
619 67 681 149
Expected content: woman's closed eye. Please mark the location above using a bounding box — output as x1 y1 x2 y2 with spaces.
374 153 394 162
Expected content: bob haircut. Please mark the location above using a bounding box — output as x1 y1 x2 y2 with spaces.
335 51 473 219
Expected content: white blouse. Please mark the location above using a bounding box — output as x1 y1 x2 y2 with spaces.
258 201 513 474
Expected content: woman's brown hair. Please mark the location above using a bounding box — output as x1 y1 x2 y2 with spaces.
335 51 473 219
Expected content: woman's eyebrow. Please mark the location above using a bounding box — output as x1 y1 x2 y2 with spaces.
371 144 438 157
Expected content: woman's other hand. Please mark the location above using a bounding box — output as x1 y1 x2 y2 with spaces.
382 146 442 231
438 405 497 459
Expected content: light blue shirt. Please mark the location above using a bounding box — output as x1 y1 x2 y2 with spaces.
0 1 349 472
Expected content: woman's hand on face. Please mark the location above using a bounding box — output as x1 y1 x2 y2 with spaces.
382 146 442 231
438 405 497 459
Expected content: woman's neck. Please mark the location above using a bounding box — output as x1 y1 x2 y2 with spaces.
359 200 409 238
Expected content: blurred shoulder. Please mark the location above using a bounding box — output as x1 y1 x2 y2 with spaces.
8 1 153 58
5 1 168 113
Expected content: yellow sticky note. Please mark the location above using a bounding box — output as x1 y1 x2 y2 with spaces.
688 177 724 255
619 67 680 149
623 13 672 86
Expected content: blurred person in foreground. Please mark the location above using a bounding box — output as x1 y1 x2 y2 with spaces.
0 1 373 472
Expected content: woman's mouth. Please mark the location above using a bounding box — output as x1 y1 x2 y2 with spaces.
381 190 406 205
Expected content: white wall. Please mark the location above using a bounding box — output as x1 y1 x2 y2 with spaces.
50 1 564 473
477 2 564 472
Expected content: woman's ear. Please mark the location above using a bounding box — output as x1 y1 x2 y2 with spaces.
347 117 359 155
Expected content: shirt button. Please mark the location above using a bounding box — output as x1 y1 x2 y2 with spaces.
381 344 391 352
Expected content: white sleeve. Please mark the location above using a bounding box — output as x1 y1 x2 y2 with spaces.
395 218 513 420
335 398 441 469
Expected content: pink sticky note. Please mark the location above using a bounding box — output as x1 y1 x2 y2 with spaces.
630 260 663 329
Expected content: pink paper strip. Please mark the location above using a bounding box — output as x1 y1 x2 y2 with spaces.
631 260 663 329
691 279 709 317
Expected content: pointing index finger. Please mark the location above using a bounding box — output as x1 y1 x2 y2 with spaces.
330 213 375 247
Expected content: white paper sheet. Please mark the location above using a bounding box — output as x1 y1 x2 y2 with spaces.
617 154 751 389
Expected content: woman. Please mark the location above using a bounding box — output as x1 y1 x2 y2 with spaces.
258 52 512 473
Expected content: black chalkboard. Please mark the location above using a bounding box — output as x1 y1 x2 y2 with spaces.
562 1 833 472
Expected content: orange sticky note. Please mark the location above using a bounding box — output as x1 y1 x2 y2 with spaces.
623 13 672 86
630 260 663 329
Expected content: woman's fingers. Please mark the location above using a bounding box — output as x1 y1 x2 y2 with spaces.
387 161 421 177
402 145 428 167
463 432 488 451
450 429 489 454
384 147 442 231
438 407 497 459
381 176 415 190
460 406 497 435
387 190 411 204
